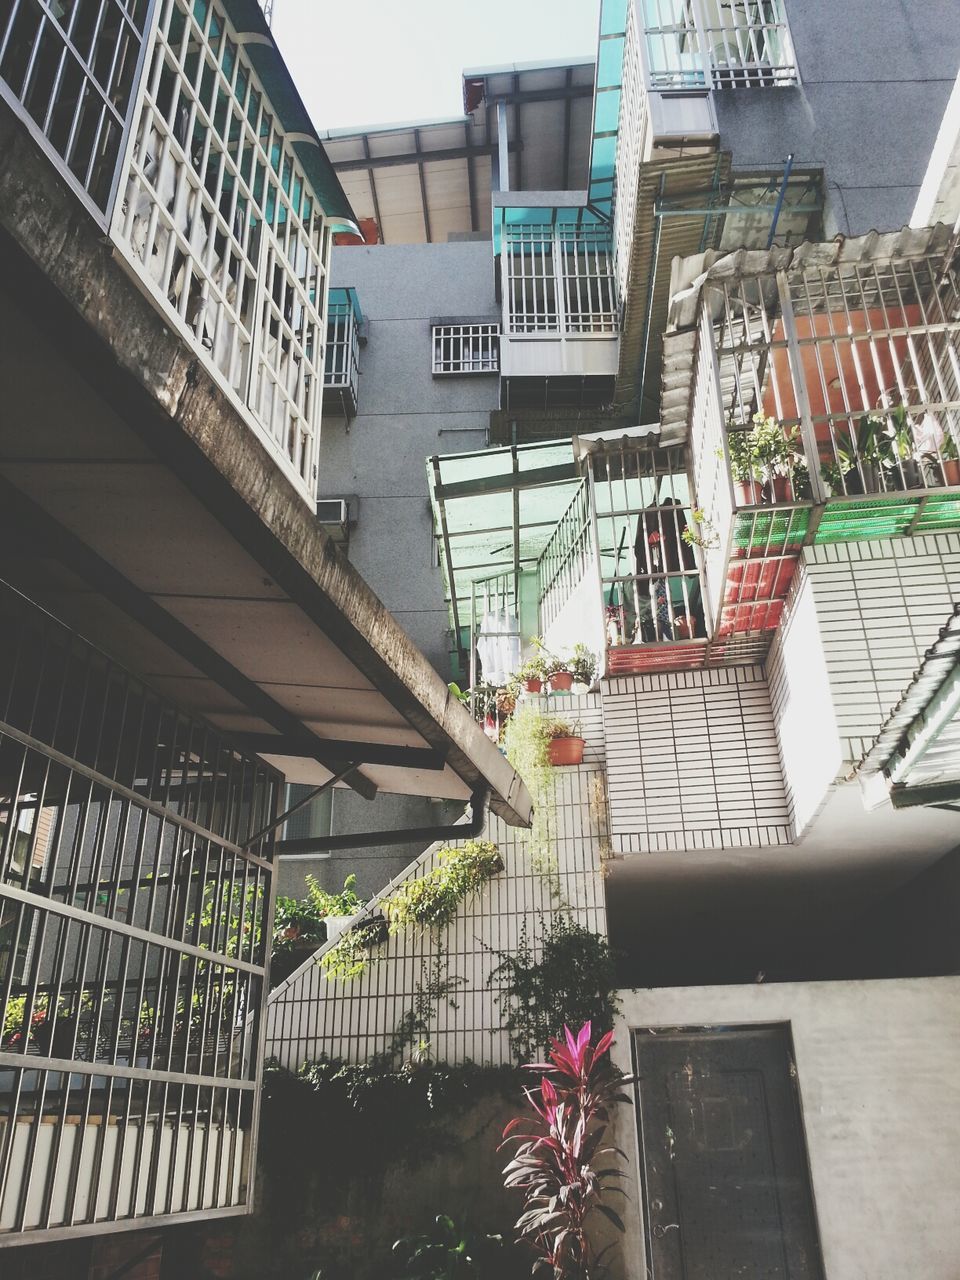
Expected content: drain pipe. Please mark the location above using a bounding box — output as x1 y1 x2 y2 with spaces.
274 787 489 855
766 152 795 249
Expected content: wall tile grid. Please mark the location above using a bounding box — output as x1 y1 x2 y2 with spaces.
265 695 609 1069
603 668 792 853
804 536 960 763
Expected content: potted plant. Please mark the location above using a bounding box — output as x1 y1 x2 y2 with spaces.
384 840 503 933
942 434 960 487
726 413 800 505
516 651 548 694
569 643 597 695
545 719 585 766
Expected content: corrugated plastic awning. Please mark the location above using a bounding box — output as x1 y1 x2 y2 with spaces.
858 606 960 808
427 440 582 636
220 0 359 234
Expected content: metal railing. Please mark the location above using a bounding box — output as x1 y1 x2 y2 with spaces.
590 444 705 648
112 0 330 501
705 251 960 504
538 481 592 634
0 0 152 223
432 324 500 375
324 288 361 415
640 0 798 90
502 224 618 337
0 581 279 1241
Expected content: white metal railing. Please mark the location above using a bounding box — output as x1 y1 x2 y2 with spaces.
640 0 797 90
502 224 618 337
0 0 151 224
432 324 500 375
113 0 330 501
537 480 591 633
325 289 360 412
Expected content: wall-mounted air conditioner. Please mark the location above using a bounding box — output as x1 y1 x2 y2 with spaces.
317 498 349 526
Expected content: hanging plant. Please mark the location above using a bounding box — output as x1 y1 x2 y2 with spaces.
321 916 388 981
385 841 504 934
503 703 557 882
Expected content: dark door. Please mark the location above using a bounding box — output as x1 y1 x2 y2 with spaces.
633 1026 824 1280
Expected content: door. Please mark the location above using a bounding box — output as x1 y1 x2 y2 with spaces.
633 1026 824 1280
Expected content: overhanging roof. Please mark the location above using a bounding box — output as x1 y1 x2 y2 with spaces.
220 0 359 234
0 113 530 830
858 606 960 809
322 58 596 244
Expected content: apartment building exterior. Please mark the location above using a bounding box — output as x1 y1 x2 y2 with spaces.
263 2 960 1277
0 1 531 1275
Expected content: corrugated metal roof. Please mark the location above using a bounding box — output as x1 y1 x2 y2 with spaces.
858 605 960 781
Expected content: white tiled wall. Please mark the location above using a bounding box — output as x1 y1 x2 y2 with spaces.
602 668 792 853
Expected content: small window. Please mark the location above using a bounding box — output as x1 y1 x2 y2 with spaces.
432 324 500 375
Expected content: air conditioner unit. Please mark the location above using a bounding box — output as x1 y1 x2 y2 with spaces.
317 498 349 525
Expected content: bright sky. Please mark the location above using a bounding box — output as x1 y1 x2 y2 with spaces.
270 0 601 133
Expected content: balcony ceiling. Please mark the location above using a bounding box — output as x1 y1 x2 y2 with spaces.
0 117 530 829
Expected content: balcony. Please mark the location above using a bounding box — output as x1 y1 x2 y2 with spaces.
0 0 359 506
640 0 798 92
672 226 960 661
429 433 714 685
497 206 620 404
324 286 362 417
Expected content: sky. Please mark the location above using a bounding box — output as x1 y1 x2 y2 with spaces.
270 0 601 133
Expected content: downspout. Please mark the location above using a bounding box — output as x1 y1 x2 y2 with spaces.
766 152 795 250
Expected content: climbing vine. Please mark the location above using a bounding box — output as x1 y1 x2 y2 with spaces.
502 703 560 891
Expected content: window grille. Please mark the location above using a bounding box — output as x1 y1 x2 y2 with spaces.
639 0 797 90
698 247 960 504
432 324 500 375
537 481 592 634
325 298 359 390
503 225 617 337
589 444 705 648
0 0 152 221
0 580 279 1240
114 0 329 500
612 11 648 299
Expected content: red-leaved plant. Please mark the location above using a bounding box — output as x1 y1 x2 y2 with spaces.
499 1022 632 1279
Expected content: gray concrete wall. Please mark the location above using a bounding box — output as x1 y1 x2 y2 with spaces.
295 242 499 898
322 240 499 676
610 977 960 1280
713 0 960 236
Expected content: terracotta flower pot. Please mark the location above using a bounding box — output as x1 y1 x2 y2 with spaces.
548 670 574 693
735 478 760 506
768 474 791 503
943 459 960 487
522 677 543 693
548 735 585 766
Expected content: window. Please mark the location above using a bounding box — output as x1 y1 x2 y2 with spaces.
432 324 500 375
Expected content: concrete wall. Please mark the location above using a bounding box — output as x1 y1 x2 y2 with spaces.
295 241 500 896
322 240 499 676
610 976 960 1280
713 0 960 236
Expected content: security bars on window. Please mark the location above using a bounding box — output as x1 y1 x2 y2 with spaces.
432 325 500 375
0 581 279 1241
115 0 329 500
503 225 618 337
612 11 648 300
706 252 960 501
640 0 797 90
0 0 151 222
